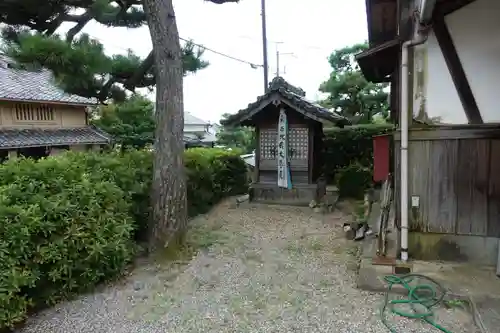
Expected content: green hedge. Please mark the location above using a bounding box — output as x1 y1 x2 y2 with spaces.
0 148 248 329
0 156 135 328
322 124 393 197
185 148 248 216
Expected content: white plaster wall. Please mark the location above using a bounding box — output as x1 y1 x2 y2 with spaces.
184 124 208 133
413 0 500 124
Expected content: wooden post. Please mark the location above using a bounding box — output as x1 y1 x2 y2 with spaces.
433 12 483 124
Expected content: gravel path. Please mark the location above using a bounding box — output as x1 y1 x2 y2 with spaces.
18 202 477 333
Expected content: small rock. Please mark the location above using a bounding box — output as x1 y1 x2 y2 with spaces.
133 280 144 291
236 194 249 203
313 206 324 214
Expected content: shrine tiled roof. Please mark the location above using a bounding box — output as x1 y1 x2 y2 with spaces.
221 77 349 127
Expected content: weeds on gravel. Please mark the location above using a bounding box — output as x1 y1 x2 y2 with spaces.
186 221 228 250
244 251 263 262
151 219 228 265
345 244 362 272
286 241 305 255
286 236 326 256
307 238 325 251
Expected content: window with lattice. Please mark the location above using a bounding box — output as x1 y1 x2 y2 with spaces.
289 128 309 160
15 104 55 122
259 127 309 160
260 129 277 159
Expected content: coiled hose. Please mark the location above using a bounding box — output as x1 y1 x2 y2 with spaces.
381 274 453 333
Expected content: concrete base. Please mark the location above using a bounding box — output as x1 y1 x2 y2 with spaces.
358 237 500 297
471 297 500 333
250 183 317 206
357 243 500 333
409 232 500 266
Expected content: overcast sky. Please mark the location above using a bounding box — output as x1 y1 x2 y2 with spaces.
70 0 368 123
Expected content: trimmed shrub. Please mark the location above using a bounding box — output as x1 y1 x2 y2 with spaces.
0 156 135 329
0 147 248 329
322 124 393 188
335 163 373 199
61 150 153 240
185 148 248 216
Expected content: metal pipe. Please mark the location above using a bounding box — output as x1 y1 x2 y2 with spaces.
419 0 437 24
400 34 428 262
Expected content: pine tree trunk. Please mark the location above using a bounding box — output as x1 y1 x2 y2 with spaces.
143 0 187 252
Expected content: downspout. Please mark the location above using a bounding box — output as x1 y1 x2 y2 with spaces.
400 33 428 262
419 0 437 24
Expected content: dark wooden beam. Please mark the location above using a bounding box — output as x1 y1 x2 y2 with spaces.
433 13 483 124
437 0 476 16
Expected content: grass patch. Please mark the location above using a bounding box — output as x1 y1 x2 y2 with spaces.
444 299 470 310
317 278 334 289
307 238 325 251
345 244 360 256
286 241 303 254
244 251 263 262
286 236 327 255
345 244 362 272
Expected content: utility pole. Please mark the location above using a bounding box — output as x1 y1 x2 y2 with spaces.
260 0 269 93
275 45 294 77
275 44 281 77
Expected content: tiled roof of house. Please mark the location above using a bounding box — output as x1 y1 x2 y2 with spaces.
0 126 111 149
0 55 97 105
221 77 349 127
184 112 210 125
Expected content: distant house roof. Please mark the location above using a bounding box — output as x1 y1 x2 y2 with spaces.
184 112 210 126
0 126 111 149
183 131 216 143
221 77 349 127
0 55 97 105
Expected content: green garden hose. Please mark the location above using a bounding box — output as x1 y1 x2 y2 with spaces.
380 274 453 333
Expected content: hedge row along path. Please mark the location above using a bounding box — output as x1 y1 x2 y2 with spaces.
17 201 477 333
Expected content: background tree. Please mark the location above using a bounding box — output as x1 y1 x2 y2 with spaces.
92 94 155 149
319 43 389 124
216 113 255 153
0 0 239 251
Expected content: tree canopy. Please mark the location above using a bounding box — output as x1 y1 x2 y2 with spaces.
92 94 155 149
216 113 255 153
319 43 389 124
0 0 218 102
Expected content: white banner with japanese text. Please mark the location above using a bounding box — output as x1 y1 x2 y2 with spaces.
277 109 292 189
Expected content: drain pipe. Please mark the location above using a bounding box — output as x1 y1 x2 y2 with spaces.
400 33 428 262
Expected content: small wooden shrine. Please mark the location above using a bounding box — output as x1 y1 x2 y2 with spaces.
222 77 348 205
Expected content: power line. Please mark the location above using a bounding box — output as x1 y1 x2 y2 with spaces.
178 37 262 69
87 33 263 69
235 34 332 53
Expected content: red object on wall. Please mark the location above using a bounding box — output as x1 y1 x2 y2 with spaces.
373 134 390 182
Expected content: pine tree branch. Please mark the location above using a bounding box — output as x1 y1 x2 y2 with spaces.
2 0 217 103
124 50 154 91
66 10 93 42
98 76 117 102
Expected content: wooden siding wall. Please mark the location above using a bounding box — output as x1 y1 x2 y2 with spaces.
394 127 500 237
